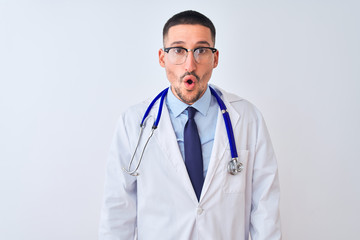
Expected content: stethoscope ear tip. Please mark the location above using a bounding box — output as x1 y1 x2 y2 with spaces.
122 167 140 177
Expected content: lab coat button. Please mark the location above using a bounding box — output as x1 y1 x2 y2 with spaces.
197 207 203 215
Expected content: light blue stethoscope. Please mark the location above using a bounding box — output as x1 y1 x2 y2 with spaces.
122 86 243 176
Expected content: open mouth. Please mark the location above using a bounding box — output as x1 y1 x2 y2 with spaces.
182 73 198 90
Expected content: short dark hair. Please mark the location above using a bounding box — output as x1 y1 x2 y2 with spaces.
163 10 216 46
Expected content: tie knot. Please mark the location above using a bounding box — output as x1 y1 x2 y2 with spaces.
187 107 197 119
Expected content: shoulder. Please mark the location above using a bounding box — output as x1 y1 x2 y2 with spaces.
210 84 263 121
116 97 153 129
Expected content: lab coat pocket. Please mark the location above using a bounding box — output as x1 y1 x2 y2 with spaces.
223 149 249 194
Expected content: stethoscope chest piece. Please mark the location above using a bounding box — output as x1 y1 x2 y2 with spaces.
227 158 243 175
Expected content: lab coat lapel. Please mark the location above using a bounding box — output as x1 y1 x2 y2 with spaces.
201 91 241 200
153 102 199 203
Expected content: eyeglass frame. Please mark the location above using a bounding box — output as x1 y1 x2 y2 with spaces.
163 46 218 65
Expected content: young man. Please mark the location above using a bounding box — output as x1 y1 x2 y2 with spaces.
99 10 281 240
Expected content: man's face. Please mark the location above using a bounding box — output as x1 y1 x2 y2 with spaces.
159 24 219 105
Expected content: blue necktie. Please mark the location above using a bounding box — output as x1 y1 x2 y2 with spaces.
184 107 204 201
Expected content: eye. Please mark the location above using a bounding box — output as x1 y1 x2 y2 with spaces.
195 47 207 55
172 47 186 55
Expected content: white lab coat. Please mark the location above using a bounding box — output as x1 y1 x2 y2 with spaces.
99 85 281 240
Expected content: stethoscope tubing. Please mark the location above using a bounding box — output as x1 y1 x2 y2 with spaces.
123 86 242 176
141 88 169 128
209 87 238 160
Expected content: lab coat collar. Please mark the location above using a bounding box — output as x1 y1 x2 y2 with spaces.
199 85 242 202
154 98 199 203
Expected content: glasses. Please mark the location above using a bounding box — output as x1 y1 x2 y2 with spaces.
164 47 217 65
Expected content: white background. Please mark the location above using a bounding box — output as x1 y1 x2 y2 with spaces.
1 0 359 239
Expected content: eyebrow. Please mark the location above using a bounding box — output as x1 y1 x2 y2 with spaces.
169 41 185 46
196 41 211 46
169 41 211 47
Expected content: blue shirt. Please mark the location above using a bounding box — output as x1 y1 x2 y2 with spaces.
165 86 218 177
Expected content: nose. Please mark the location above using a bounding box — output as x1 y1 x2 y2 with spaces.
184 50 197 72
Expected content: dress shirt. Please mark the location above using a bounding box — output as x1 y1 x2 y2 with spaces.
165 85 218 177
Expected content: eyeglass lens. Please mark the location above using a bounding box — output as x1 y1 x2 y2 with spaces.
167 48 214 65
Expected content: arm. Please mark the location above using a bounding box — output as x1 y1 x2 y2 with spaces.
99 114 137 240
250 114 282 240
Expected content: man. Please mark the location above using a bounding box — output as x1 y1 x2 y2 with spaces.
99 10 281 240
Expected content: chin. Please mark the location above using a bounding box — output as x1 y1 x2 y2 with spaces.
182 92 202 104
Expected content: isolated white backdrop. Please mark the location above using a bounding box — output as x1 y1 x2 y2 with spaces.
0 0 359 239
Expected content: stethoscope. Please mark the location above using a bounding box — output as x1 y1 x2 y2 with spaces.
122 86 243 176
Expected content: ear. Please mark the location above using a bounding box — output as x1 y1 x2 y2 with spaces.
159 48 165 68
213 49 219 68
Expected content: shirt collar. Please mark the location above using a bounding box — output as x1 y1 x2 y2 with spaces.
166 85 211 117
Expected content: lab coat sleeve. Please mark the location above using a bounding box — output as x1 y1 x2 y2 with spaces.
99 114 137 240
250 112 282 240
